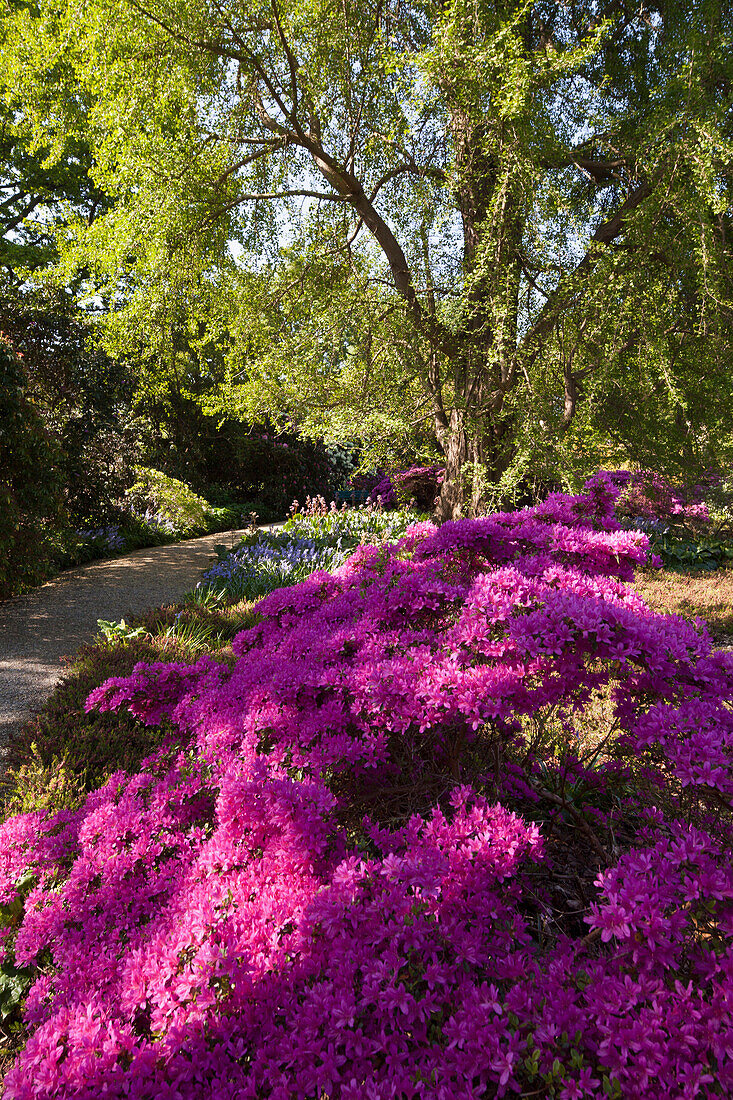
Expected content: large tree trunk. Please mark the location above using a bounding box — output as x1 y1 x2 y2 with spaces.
429 102 524 521
434 403 516 522
435 408 469 522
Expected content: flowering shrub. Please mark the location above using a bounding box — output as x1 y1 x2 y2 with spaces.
586 468 711 527
587 469 733 571
125 468 222 537
195 507 425 603
369 465 444 509
2 479 733 1097
347 471 383 493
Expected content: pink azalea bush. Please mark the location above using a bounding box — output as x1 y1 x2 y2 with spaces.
2 476 733 1097
585 469 711 526
369 465 444 510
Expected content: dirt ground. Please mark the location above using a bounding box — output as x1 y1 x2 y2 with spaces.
635 564 733 644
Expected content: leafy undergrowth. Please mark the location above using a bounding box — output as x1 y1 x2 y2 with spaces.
1 479 733 1098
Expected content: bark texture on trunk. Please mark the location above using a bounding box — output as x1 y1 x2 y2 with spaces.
431 106 524 522
435 410 469 522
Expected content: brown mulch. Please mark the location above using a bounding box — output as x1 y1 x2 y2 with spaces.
635 565 733 645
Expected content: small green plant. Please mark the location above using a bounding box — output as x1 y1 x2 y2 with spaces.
652 533 733 571
155 611 223 652
0 956 35 1026
97 618 148 642
1 743 88 816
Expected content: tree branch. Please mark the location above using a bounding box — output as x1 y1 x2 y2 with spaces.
368 160 446 202
123 0 246 62
269 0 299 116
210 140 289 190
521 179 654 360
200 188 353 225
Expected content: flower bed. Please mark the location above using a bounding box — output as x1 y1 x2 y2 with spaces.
193 506 424 604
2 476 733 1097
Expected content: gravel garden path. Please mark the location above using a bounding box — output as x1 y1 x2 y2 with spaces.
0 528 256 744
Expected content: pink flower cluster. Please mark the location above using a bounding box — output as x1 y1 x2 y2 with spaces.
585 469 711 524
2 480 733 1097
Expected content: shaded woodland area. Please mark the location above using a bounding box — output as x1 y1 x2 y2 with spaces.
2 0 732 540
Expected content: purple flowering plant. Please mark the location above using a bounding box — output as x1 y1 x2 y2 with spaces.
369 466 445 510
75 526 126 553
2 472 733 1097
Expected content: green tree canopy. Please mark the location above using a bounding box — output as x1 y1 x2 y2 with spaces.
2 0 732 513
0 108 109 277
0 0 111 281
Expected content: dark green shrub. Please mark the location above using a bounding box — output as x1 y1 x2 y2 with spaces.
202 426 355 517
0 338 64 598
206 505 243 531
0 284 136 529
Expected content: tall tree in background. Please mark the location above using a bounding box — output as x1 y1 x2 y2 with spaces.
0 0 111 283
2 0 731 516
0 108 109 277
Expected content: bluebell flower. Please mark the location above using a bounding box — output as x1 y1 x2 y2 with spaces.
193 507 424 603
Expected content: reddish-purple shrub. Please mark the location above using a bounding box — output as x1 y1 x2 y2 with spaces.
369 465 444 510
2 480 733 1097
585 469 711 526
348 471 383 493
